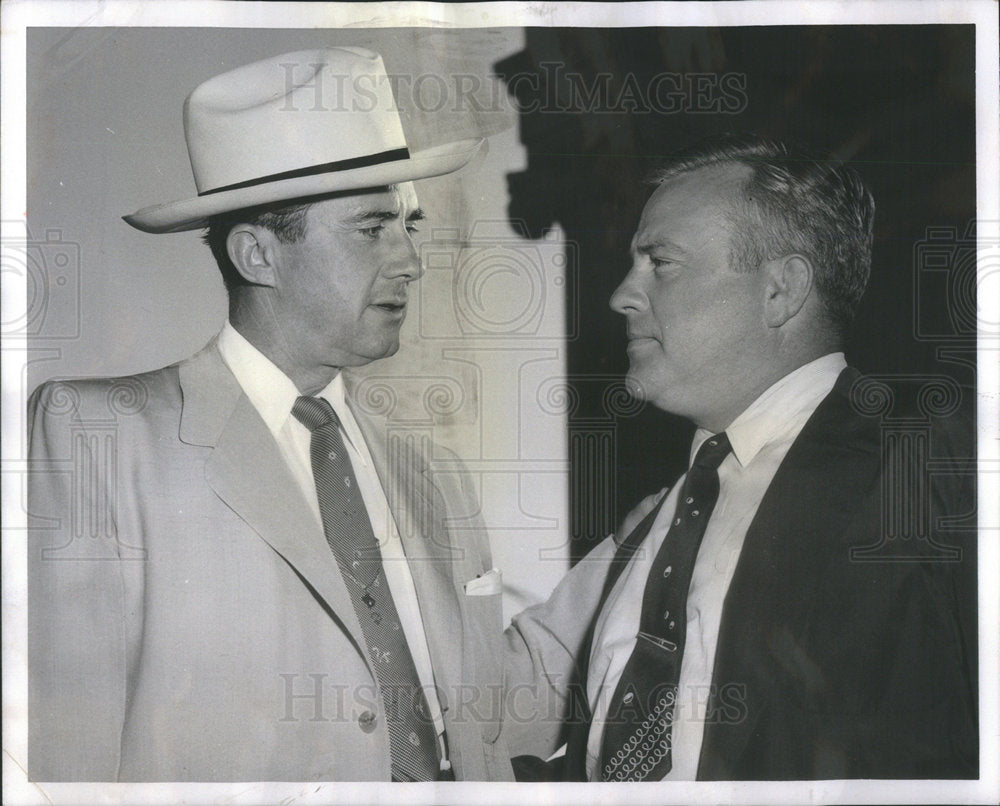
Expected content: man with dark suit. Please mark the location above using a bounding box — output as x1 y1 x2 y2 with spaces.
503 134 978 780
28 47 512 782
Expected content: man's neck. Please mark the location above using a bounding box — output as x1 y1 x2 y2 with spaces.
228 302 339 396
693 342 843 433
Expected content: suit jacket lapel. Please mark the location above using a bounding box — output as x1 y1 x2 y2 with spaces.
347 394 465 658
698 367 878 779
347 388 468 757
178 343 374 675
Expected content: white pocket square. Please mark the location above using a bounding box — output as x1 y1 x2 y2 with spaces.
464 568 502 596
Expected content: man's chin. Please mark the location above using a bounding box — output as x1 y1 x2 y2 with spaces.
624 371 650 401
338 340 400 368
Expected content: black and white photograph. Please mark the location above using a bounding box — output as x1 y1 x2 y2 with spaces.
2 2 998 805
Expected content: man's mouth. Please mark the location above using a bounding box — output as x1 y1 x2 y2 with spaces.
373 300 407 314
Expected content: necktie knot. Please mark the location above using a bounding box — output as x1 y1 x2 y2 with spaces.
691 431 731 473
292 395 340 432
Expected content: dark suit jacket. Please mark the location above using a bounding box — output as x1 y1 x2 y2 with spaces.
28 340 513 781
505 367 978 780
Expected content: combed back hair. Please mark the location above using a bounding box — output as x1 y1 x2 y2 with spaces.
203 201 312 291
648 133 875 335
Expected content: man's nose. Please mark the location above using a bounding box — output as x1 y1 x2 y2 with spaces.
609 266 646 314
386 233 424 282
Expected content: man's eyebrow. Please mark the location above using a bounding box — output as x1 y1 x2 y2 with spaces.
345 209 399 225
345 207 426 225
634 237 689 256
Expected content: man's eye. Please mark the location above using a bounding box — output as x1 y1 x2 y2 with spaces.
651 257 674 269
359 224 385 238
405 221 420 235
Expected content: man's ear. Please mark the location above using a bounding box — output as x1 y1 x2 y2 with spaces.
226 225 278 287
762 253 813 327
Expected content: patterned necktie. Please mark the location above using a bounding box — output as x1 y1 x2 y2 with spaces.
599 432 732 781
292 395 440 782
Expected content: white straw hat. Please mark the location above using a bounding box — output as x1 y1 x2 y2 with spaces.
124 47 483 233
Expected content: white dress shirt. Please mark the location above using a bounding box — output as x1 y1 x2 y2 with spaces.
584 352 847 780
217 322 447 748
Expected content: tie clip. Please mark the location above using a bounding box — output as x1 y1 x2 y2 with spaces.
638 631 677 652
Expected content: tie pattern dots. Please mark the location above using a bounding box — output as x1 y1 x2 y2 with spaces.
293 395 440 782
600 432 732 781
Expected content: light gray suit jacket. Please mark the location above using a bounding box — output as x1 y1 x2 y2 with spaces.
28 341 512 781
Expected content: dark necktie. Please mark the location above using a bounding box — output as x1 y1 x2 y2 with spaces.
599 432 732 781
292 395 440 782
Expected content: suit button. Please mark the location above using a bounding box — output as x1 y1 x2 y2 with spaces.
358 711 377 733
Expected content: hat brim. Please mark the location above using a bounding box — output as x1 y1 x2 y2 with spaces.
124 138 484 233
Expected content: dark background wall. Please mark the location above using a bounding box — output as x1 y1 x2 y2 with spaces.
496 25 977 560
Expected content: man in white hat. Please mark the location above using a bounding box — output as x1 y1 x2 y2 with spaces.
28 48 512 782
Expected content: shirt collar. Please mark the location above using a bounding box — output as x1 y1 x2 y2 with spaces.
690 352 847 469
217 322 365 462
313 372 369 465
218 322 303 439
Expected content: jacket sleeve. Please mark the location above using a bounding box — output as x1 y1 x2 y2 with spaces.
501 488 668 761
500 535 616 761
27 381 129 781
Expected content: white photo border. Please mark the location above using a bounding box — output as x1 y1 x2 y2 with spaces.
2 2 997 805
